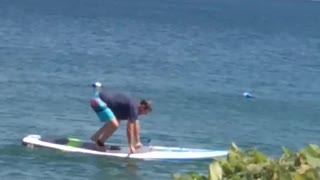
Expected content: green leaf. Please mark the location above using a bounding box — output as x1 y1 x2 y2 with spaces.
277 168 292 180
303 144 320 158
246 163 263 174
231 143 239 153
209 161 223 180
173 143 320 180
296 164 311 175
172 173 186 180
305 154 320 168
304 169 317 179
294 174 305 180
234 162 246 173
295 168 317 180
221 162 233 176
283 146 293 157
288 164 297 172
187 172 207 180
253 150 268 163
227 151 242 164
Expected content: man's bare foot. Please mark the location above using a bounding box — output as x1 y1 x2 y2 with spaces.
135 142 143 149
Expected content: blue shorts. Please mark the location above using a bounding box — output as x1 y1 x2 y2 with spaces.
91 97 116 123
97 108 116 123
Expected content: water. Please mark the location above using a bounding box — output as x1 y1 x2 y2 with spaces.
0 0 320 179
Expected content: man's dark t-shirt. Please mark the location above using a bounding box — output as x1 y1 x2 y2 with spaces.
99 90 139 122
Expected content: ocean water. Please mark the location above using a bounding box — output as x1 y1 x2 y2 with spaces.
0 0 320 179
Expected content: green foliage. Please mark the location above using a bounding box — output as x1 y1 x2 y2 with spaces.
173 143 320 180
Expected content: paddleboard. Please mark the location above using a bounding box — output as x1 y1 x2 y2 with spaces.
22 134 229 162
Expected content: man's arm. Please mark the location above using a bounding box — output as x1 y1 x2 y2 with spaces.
133 120 141 145
127 121 135 153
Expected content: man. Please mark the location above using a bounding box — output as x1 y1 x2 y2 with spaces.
90 82 152 154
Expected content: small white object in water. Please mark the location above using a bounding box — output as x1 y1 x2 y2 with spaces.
92 82 102 88
243 92 254 98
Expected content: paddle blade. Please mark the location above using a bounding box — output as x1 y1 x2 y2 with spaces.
140 137 151 146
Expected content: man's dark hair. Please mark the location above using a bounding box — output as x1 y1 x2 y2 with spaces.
140 99 152 111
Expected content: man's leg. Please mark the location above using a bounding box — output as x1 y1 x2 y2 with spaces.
91 120 119 149
98 119 120 143
91 125 105 142
91 107 119 147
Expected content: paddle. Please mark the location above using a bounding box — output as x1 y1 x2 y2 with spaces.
140 136 151 146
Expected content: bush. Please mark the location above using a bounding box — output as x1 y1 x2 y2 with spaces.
173 143 320 180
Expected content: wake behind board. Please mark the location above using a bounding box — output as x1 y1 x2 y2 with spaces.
22 134 229 162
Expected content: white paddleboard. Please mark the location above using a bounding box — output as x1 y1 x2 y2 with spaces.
22 134 229 162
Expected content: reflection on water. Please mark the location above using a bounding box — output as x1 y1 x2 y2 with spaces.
91 157 142 180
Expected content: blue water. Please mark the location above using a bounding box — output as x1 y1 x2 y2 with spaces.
1 0 320 179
